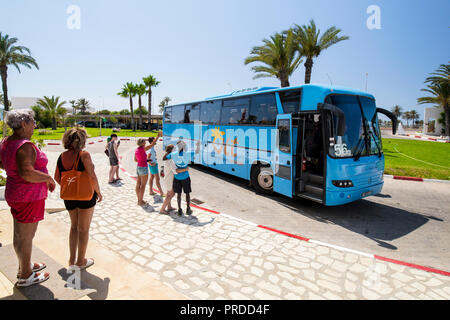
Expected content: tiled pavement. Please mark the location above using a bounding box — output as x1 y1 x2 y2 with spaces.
45 151 450 300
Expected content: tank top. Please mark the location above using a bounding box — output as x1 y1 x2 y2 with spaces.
57 152 86 173
108 141 117 160
0 138 48 203
135 146 148 167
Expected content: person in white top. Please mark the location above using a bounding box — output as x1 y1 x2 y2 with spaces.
159 144 189 214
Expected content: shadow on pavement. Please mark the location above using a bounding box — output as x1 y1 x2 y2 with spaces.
57 268 110 300
0 284 55 300
164 211 215 227
189 164 442 251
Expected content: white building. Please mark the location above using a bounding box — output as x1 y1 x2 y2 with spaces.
423 107 444 136
10 97 40 109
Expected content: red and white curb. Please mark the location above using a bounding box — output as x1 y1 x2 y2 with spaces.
117 160 450 278
384 174 450 184
405 134 450 143
45 136 137 146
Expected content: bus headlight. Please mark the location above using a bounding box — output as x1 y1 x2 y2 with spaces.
332 180 354 188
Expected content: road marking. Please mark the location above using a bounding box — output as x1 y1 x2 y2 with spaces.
309 240 374 258
374 255 450 277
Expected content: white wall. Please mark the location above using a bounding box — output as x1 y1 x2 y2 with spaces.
423 107 444 136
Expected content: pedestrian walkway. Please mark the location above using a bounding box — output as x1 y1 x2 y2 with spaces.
42 150 450 300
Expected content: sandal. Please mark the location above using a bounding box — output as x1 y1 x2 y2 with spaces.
77 258 94 270
16 271 50 288
17 262 47 279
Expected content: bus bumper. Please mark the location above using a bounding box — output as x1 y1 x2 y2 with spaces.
325 181 384 206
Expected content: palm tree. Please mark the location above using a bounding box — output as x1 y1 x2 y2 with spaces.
36 96 67 130
76 98 91 114
244 30 302 88
57 105 68 130
391 105 403 120
69 99 78 114
159 96 172 113
1 33 39 112
117 82 137 131
418 63 450 138
409 110 419 128
292 20 349 84
402 111 412 127
142 75 160 128
135 83 147 130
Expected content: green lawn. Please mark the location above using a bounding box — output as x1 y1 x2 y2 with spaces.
382 138 450 180
32 127 159 140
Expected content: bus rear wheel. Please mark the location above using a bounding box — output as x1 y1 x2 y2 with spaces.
251 164 274 195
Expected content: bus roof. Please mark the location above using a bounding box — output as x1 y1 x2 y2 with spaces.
165 83 375 109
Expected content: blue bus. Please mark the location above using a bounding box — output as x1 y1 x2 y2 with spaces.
162 84 397 206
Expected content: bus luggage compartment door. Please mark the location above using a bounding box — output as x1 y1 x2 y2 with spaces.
273 114 294 198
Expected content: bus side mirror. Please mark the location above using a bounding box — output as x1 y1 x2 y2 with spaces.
318 103 346 136
376 108 398 135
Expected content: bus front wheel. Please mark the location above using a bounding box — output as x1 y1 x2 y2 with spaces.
251 164 274 195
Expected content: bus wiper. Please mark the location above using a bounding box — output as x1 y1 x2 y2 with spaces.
353 134 367 161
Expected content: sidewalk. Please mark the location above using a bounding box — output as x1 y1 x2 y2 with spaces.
1 148 450 300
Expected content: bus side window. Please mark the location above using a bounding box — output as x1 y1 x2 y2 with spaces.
171 105 185 124
278 119 291 153
190 104 200 123
221 98 250 125
200 100 221 124
164 107 172 123
249 93 277 125
280 89 301 113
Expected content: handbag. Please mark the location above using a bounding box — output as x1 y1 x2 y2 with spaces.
104 148 109 157
60 152 95 201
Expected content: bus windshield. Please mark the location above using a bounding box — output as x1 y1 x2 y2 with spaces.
326 94 381 159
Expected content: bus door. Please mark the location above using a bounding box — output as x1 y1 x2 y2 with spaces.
273 114 294 198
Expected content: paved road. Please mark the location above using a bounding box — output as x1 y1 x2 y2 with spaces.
41 139 450 299
116 139 450 272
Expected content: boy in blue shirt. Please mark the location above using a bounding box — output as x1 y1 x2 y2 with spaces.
169 140 192 216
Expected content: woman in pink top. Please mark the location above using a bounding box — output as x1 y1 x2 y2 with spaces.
0 110 56 287
134 132 161 206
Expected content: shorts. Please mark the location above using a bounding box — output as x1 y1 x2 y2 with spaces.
109 157 119 166
173 177 192 194
7 198 46 224
137 166 149 176
149 164 159 175
64 192 98 211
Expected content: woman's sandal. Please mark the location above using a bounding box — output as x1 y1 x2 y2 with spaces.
16 271 50 288
78 258 94 270
16 262 47 279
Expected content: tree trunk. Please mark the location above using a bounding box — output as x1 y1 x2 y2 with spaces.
445 106 450 139
52 117 57 130
304 58 314 84
138 95 143 130
129 95 135 131
280 72 290 88
148 89 152 131
1 65 9 111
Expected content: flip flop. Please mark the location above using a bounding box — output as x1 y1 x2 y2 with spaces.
78 258 94 270
16 271 50 288
17 262 47 279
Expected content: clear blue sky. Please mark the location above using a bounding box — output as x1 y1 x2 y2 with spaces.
1 0 449 119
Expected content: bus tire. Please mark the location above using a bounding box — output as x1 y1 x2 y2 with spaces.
251 164 274 195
